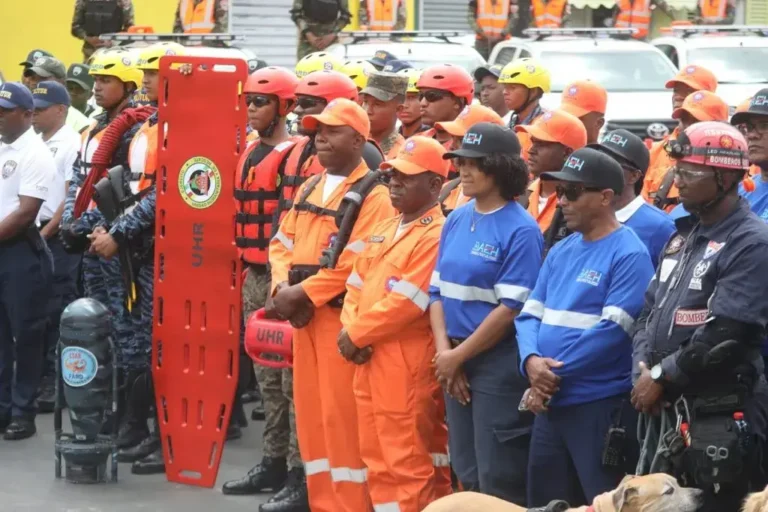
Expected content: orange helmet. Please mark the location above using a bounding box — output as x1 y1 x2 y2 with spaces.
295 70 359 103
244 66 300 116
416 64 474 105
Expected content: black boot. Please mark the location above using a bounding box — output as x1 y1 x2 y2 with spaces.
117 433 160 463
131 446 165 475
116 371 151 449
251 398 266 421
221 456 287 495
259 467 310 512
226 423 242 441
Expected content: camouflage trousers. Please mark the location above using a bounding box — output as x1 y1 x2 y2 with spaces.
243 266 302 470
296 32 339 62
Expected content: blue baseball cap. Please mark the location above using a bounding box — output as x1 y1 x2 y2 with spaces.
382 60 413 73
0 82 35 111
33 81 71 109
369 50 397 69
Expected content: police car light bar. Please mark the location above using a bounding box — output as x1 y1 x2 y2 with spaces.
523 28 638 40
668 25 768 38
342 30 471 44
99 33 245 43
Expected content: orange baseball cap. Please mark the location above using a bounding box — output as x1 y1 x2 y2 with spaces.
734 96 753 115
672 90 729 122
560 80 607 117
301 97 371 138
665 64 717 93
434 104 503 137
515 109 587 151
380 136 450 177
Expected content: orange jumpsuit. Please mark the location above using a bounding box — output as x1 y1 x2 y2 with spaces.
341 205 451 512
269 160 396 512
642 128 680 211
526 179 558 232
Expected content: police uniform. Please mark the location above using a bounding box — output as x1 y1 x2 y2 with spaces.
0 83 55 433
633 200 768 510
33 82 84 393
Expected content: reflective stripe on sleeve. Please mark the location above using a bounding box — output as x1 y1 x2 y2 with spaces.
274 231 294 251
373 503 402 512
304 458 330 476
432 453 450 467
347 271 363 289
345 240 366 254
494 283 531 303
330 466 368 483
391 279 430 312
521 299 545 319
430 271 440 288
601 305 636 335
436 281 498 304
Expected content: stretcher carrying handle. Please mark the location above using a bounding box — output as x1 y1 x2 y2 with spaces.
244 308 293 369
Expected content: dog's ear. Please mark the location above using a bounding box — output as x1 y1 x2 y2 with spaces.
618 475 635 486
612 485 638 512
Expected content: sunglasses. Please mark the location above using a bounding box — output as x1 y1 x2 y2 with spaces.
673 166 715 182
555 184 603 201
296 96 326 110
744 120 768 136
418 90 450 103
245 94 271 108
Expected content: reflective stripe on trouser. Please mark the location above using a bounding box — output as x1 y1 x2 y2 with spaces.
354 341 450 512
99 255 140 370
295 306 370 512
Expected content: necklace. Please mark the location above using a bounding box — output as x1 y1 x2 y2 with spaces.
470 209 485 232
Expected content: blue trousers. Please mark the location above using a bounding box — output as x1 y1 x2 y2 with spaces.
43 236 81 376
527 394 638 508
0 236 52 419
445 339 532 505
129 262 153 371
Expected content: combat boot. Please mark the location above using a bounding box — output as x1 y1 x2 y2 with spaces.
37 374 56 413
259 467 310 512
222 456 287 495
116 371 150 448
117 432 160 462
131 445 165 475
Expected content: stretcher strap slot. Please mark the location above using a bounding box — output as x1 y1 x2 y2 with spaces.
166 435 174 463
185 300 192 328
161 395 169 423
155 340 163 368
183 344 190 371
217 403 226 430
199 346 206 374
201 301 208 330
159 209 166 238
180 469 202 479
159 253 165 281
157 297 164 325
208 442 219 468
160 165 167 194
230 261 237 289
197 400 204 427
182 398 189 426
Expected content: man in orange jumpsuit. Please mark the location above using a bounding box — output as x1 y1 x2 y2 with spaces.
559 80 607 145
645 90 729 212
339 135 451 512
515 109 587 233
434 103 505 215
269 98 396 512
642 64 717 203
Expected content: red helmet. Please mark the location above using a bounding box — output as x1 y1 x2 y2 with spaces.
416 64 475 105
245 66 300 116
295 70 358 103
667 121 749 171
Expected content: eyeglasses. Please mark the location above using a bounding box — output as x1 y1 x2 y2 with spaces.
673 166 715 182
418 90 449 103
245 94 271 108
555 184 603 201
744 120 768 136
296 96 325 110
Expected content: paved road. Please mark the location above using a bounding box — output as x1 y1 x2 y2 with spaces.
0 411 272 511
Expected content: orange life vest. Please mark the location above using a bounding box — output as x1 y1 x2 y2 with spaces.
532 0 567 27
76 122 105 212
235 138 300 265
276 136 325 225
615 0 651 39
476 0 510 39
699 0 727 22
180 0 215 34
128 120 159 192
367 0 398 31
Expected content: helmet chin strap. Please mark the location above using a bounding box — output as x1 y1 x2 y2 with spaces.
688 169 741 215
511 88 539 125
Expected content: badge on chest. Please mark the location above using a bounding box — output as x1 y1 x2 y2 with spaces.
688 260 711 291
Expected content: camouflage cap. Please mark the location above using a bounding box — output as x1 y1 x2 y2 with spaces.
360 71 408 102
24 56 67 80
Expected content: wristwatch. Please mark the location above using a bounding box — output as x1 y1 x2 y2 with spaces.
650 364 665 384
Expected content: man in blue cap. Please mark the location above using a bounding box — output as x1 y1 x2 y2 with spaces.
369 50 398 71
31 81 83 413
0 82 55 439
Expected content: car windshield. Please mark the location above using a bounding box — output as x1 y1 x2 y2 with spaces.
539 50 676 92
687 47 768 84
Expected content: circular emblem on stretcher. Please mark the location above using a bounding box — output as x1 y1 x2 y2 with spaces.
61 346 98 388
179 156 222 209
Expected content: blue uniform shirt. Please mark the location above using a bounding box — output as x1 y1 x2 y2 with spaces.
740 175 768 221
429 200 543 340
616 196 675 269
669 203 691 221
516 226 654 407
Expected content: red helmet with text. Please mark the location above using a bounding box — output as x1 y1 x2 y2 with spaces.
666 121 749 171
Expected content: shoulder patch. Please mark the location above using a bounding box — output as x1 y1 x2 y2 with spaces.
665 234 685 255
369 235 385 243
420 216 433 225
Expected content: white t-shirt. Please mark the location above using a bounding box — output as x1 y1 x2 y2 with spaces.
322 174 346 203
538 195 549 215
38 125 81 223
0 126 55 223
395 219 413 239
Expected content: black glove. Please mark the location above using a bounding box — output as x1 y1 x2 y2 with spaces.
59 224 90 254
